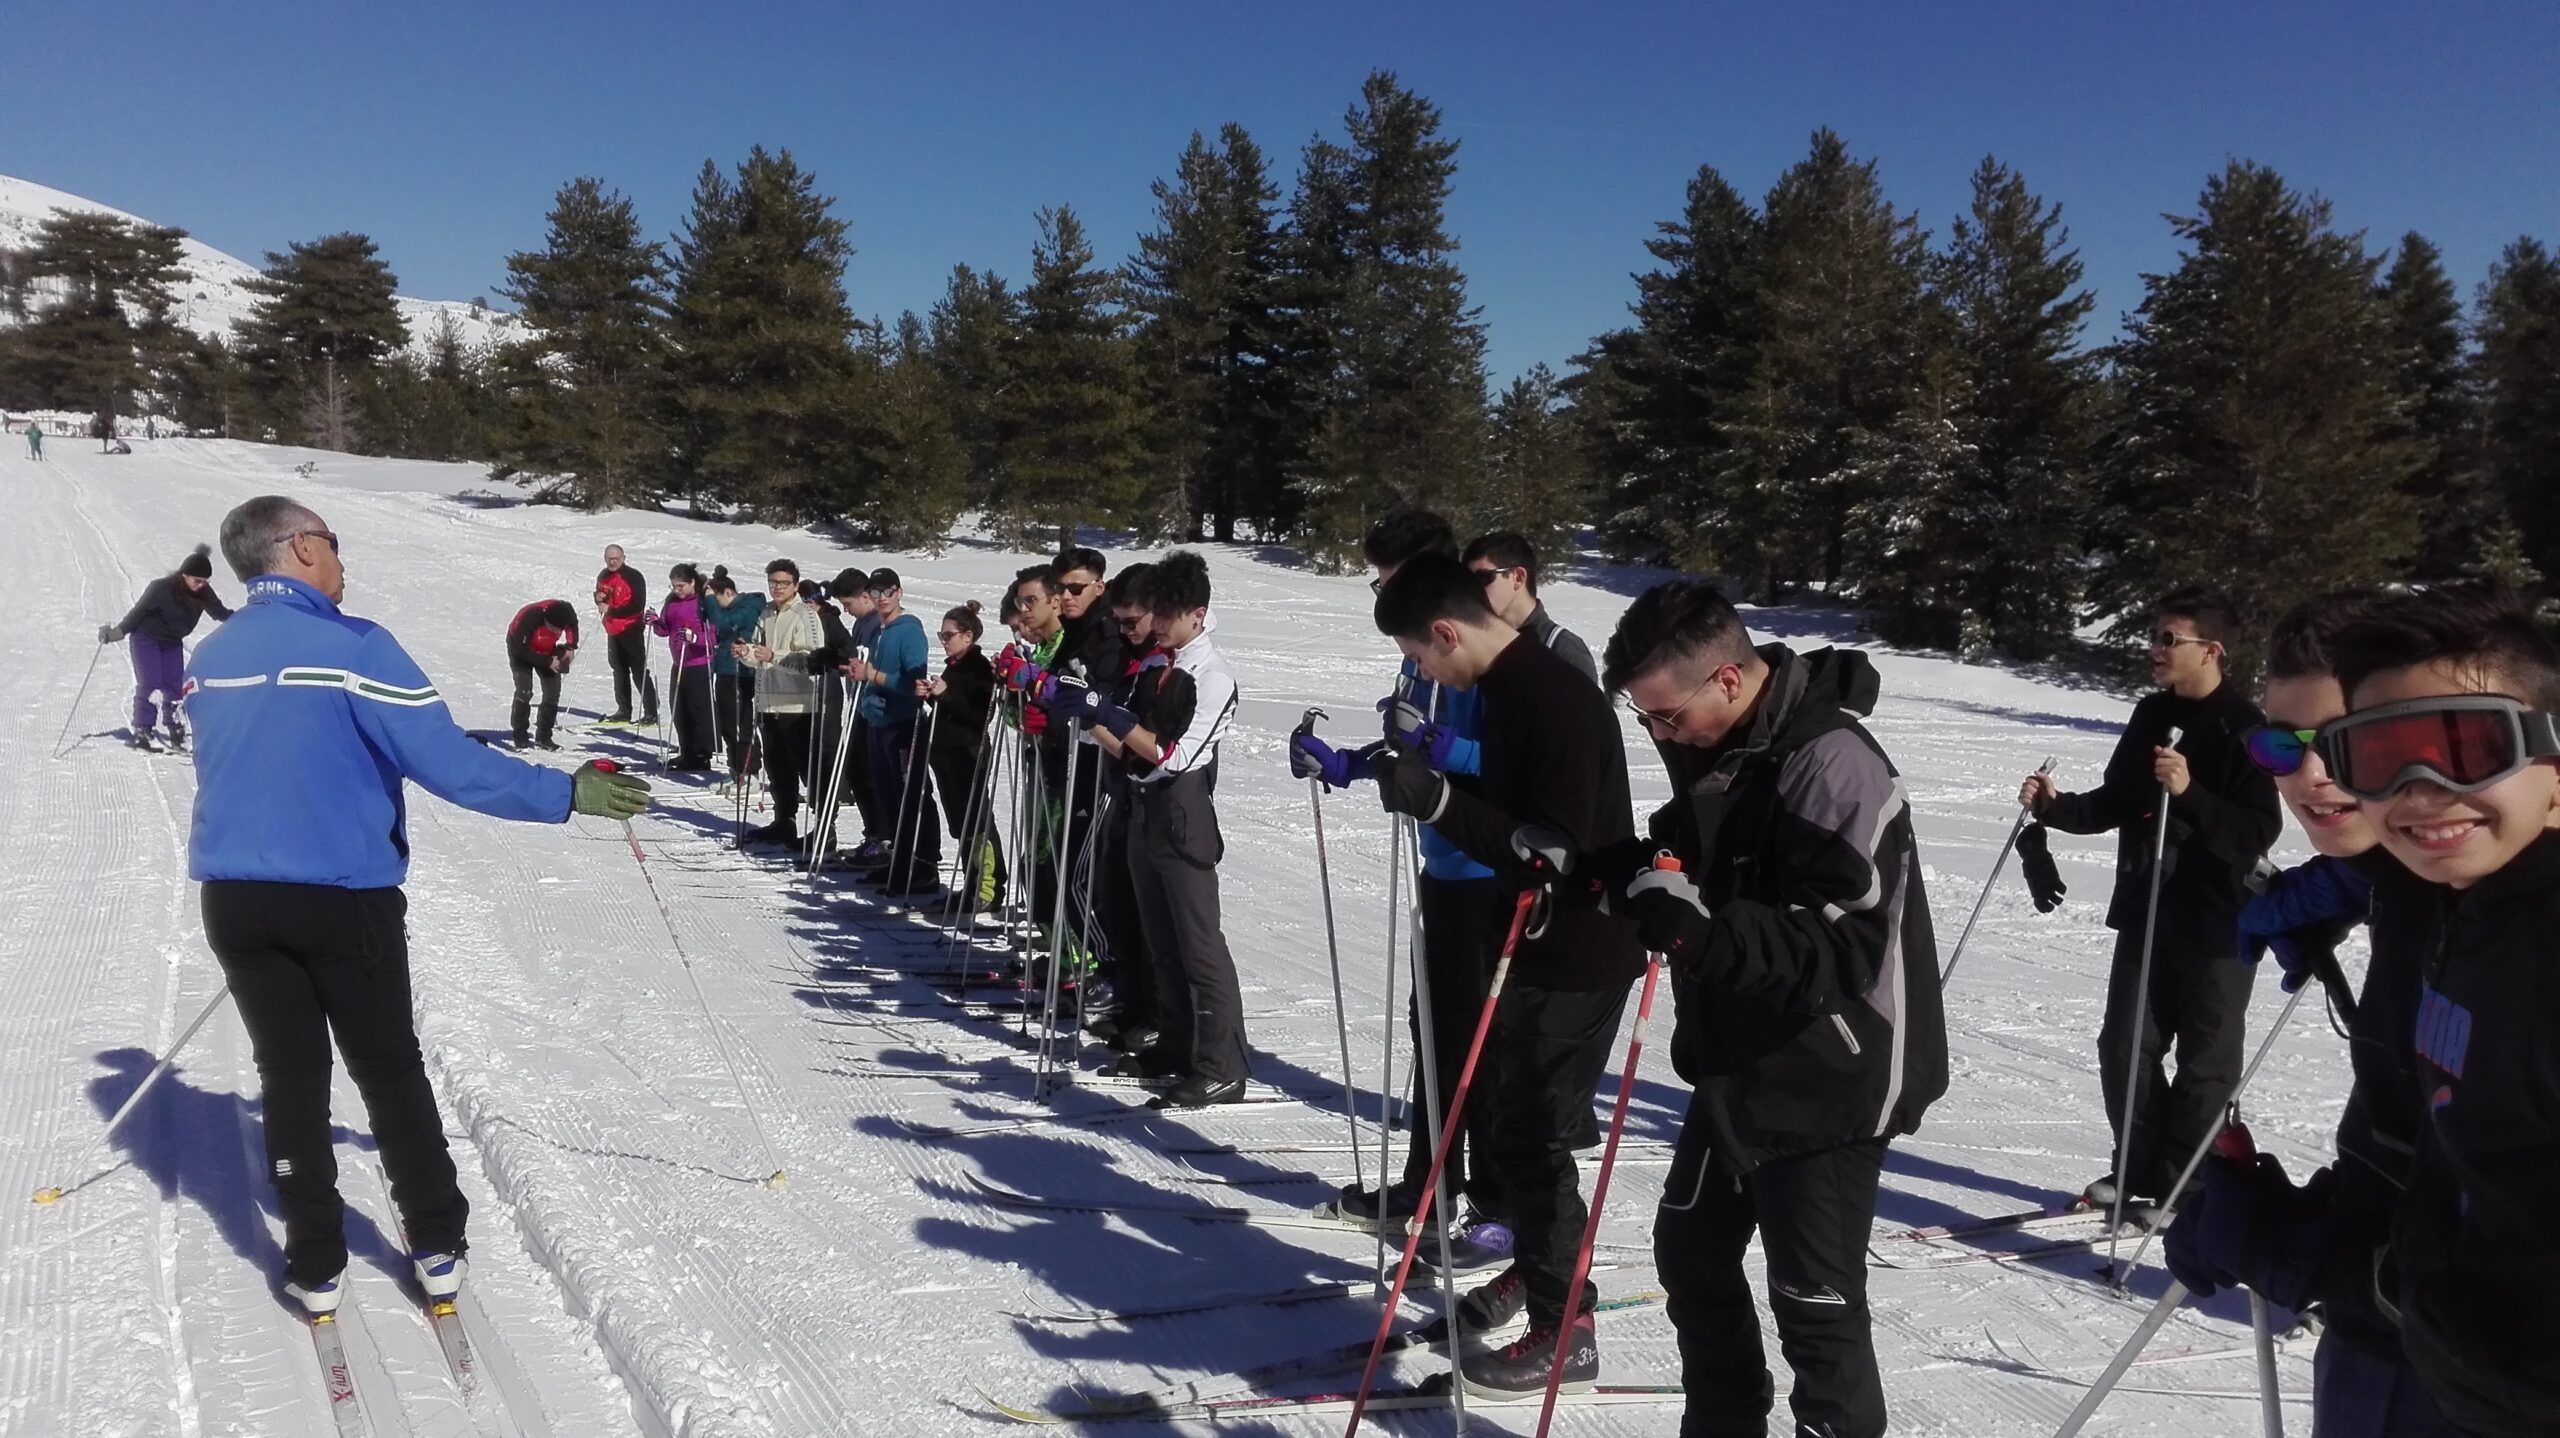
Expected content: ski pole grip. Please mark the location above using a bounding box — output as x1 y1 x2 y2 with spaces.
595 759 619 774
2214 1119 2257 1163
1651 852 1683 873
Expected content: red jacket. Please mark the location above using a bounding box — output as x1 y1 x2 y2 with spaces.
507 602 579 665
595 566 646 637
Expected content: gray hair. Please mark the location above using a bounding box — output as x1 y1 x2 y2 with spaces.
219 495 325 582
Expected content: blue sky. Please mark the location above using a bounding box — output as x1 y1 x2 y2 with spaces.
6 2 2553 380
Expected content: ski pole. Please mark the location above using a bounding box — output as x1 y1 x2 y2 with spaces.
597 760 786 1190
2120 979 2316 1273
889 705 934 903
34 986 231 1204
2051 1279 2189 1437
1374 810 1403 1296
1535 881 1673 1437
807 671 867 881
940 695 1000 934
1296 708 1365 1197
1342 890 1534 1437
2250 1292 2284 1437
1067 785 1106 1043
1034 725 1083 1092
2106 724 2182 1288
51 640 109 759
1399 810 1469 1428
1943 755 2056 985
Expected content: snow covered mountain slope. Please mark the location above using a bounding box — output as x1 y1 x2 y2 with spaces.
0 172 525 355
0 437 2341 1435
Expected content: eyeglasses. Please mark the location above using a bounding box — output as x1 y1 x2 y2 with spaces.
938 629 965 642
289 529 339 555
2150 630 2212 651
1624 667 1724 732
2316 695 2560 801
766 576 797 590
2243 725 2323 777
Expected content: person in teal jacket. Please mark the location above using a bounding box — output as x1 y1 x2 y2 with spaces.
704 567 767 777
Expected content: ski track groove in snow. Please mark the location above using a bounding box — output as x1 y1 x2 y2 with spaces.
6 440 2366 1434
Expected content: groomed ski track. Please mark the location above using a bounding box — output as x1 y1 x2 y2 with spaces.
1 439 2348 1434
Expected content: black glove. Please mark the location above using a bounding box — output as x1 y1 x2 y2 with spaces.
1373 750 1449 823
1617 863 1712 965
2162 1153 2335 1308
2016 823 2066 912
97 623 118 645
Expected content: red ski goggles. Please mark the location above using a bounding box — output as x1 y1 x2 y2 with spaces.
2314 695 2560 801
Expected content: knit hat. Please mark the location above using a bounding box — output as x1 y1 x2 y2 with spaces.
179 543 213 579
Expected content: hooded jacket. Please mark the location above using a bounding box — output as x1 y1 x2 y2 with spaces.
704 592 766 677
1648 644 1948 1169
650 593 710 668
115 575 233 645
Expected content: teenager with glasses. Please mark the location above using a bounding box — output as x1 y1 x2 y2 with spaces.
2159 588 2465 1438
737 559 826 851
2016 586 2281 1217
2312 581 2560 1436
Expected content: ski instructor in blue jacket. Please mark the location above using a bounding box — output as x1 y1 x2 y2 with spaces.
184 494 651 1319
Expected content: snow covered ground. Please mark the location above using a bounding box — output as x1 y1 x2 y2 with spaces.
0 173 526 357
0 439 2348 1436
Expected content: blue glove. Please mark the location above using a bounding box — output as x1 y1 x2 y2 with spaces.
2162 1153 2334 1308
1089 694 1139 740
2237 856 2372 992
1291 733 1381 788
1380 697 1477 773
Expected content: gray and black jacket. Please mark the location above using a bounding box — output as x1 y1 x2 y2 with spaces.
1650 643 1947 1170
1521 600 1597 687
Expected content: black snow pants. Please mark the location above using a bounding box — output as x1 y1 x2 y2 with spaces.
1657 1121 1889 1438
670 664 713 765
1129 770 1246 1084
1091 784 1154 1030
1479 975 1633 1328
760 712 812 830
714 670 757 773
508 661 560 744
931 741 1007 907
606 626 657 720
2097 928 2258 1199
202 881 466 1288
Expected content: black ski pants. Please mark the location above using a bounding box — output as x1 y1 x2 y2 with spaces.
1480 976 1632 1328
202 881 465 1288
1658 1126 1889 1438
930 742 1007 906
1129 771 1247 1084
1092 785 1154 1029
871 713 939 884
670 664 713 765
1399 874 1502 1211
508 661 561 744
714 670 757 773
1031 743 1101 944
759 712 812 829
2097 928 2257 1198
605 627 657 720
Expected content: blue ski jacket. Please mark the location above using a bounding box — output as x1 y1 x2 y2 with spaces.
1393 659 1492 883
184 575 573 888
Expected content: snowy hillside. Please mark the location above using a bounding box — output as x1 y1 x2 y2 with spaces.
0 437 2345 1436
0 173 526 355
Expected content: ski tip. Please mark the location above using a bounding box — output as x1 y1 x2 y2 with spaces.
975 1386 1063 1425
31 1186 62 1205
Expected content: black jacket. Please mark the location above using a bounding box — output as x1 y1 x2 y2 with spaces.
2039 683 2280 944
115 575 232 645
2392 833 2560 1437
504 601 579 669
1407 631 1648 993
1648 644 1948 1170
930 648 997 770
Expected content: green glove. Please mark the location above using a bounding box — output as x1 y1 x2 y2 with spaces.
571 760 651 820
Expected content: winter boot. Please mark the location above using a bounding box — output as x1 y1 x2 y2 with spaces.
739 819 801 851
413 1251 465 1300
1458 1311 1596 1401
130 728 163 753
1454 1263 1529 1331
284 1269 344 1318
164 720 187 751
1319 1179 1419 1231
1150 1075 1247 1110
1417 1210 1515 1275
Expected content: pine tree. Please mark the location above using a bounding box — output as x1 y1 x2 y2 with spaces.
924 263 1021 513
492 177 669 507
1286 73 1490 565
1268 137 1360 547
1874 158 2097 654
1569 164 1762 570
848 312 970 551
992 204 1142 546
236 232 409 449
1721 130 1930 598
370 312 492 461
0 210 191 437
1481 364 1589 560
2378 233 2492 577
661 148 861 519
1125 124 1287 541
2474 236 2560 584
2097 161 2418 655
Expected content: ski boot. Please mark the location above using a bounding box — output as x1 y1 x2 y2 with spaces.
413 1251 465 1300
1458 1311 1596 1401
1416 1209 1515 1275
284 1269 345 1317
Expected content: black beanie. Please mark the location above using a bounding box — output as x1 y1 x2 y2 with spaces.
179 543 213 579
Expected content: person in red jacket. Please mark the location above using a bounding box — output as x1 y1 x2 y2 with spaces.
504 600 579 749
595 544 657 725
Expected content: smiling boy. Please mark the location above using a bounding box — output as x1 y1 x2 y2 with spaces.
2321 582 2560 1436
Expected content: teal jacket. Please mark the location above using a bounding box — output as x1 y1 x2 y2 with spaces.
705 592 767 677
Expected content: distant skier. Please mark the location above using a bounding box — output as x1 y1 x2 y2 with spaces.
503 599 579 750
185 495 649 1319
649 563 715 772
100 543 232 751
703 567 766 778
26 419 43 460
594 544 656 726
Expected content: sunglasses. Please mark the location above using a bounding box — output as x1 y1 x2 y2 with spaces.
938 629 965 641
2150 630 2212 651
291 529 340 555
1060 581 1096 597
2243 725 2323 777
2315 695 2560 802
